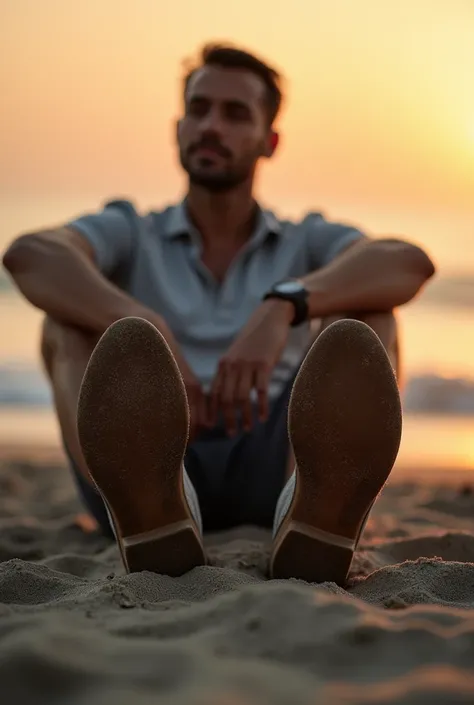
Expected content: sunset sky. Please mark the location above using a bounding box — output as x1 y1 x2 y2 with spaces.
1 0 474 270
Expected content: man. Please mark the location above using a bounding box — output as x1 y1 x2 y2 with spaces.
3 43 435 585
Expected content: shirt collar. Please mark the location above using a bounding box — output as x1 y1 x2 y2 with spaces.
162 200 282 246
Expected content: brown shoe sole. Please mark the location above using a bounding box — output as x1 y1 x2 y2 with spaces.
77 317 206 576
270 319 402 585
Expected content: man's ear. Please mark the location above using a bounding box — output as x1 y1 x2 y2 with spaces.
263 130 280 158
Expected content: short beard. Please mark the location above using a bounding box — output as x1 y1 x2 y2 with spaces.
187 170 248 193
179 152 254 193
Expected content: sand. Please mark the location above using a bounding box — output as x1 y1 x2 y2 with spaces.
1 450 474 704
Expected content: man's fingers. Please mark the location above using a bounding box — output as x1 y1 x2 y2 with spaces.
209 372 223 426
196 388 211 429
221 362 239 436
211 358 270 436
255 364 270 422
236 365 254 432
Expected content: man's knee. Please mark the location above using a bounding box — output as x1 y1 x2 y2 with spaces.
40 316 98 376
356 310 398 341
355 311 400 375
317 310 401 382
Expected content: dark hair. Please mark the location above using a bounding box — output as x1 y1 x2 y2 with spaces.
183 43 284 126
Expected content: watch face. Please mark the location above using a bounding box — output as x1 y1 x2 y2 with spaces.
275 280 304 294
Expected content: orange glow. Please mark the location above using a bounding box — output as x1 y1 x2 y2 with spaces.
1 1 473 213
2 1 474 471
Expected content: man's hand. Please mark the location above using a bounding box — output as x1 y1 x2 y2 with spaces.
210 299 293 436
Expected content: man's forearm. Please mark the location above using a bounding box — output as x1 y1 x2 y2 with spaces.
3 235 171 339
301 238 435 318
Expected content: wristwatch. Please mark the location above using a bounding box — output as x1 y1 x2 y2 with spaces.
263 279 310 327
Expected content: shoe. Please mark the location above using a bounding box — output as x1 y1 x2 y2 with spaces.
270 319 402 585
77 316 206 575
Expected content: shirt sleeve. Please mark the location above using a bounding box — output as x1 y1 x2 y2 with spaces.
303 212 367 270
66 199 137 276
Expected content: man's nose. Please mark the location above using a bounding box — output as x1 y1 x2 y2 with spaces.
199 107 225 134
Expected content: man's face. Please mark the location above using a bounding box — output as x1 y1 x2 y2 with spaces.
177 65 277 192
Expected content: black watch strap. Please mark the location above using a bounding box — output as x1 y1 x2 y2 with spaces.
263 288 309 327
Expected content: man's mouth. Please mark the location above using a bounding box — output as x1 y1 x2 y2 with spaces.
190 140 230 159
193 146 224 158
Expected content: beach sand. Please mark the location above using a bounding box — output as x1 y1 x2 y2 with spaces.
1 447 474 704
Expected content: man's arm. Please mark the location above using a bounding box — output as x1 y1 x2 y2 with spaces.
209 234 435 435
301 237 436 318
2 227 174 341
3 221 211 437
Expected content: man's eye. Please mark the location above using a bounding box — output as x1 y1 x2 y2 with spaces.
188 102 208 117
226 106 250 121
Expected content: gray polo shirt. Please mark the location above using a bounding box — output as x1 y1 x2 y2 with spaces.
69 199 364 400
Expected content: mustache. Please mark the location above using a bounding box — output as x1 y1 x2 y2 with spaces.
188 138 231 159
